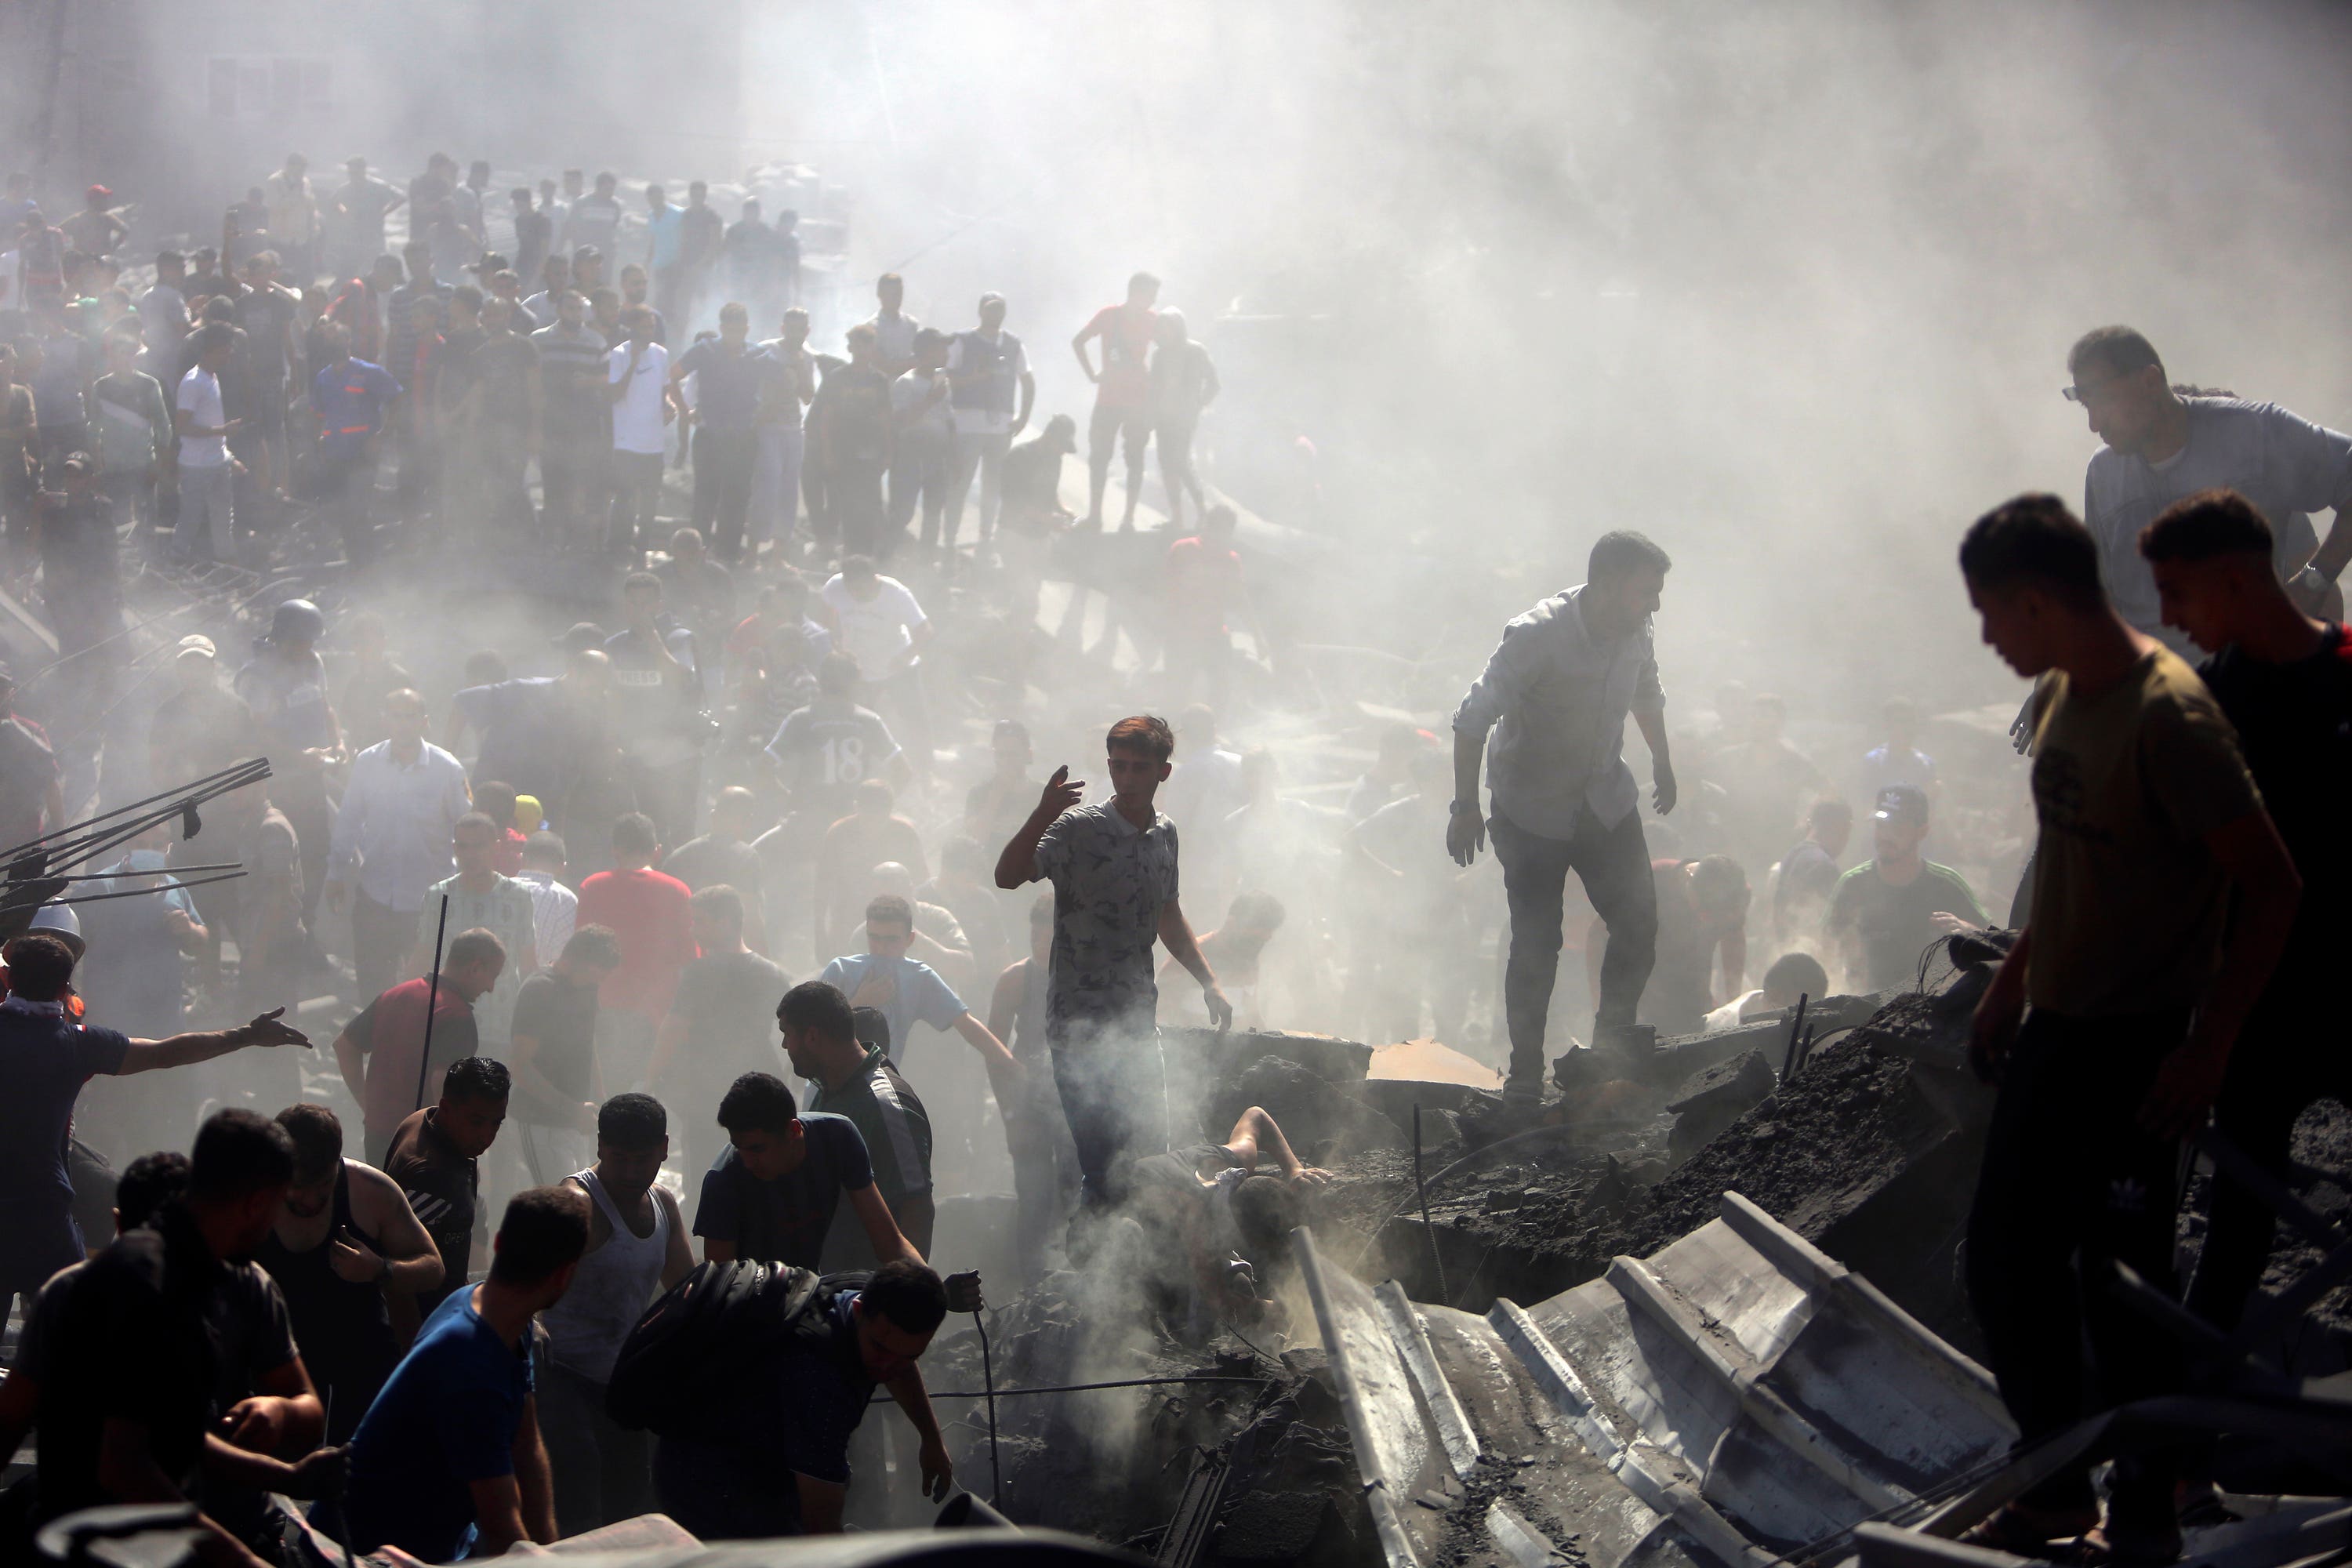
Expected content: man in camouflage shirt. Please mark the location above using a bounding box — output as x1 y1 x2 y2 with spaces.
996 715 1230 1211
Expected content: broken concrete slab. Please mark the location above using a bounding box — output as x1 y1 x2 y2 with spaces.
1664 1051 1777 1164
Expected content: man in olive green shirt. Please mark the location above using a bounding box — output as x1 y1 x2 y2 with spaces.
1824 784 1987 992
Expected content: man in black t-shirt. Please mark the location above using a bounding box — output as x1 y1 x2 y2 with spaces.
2140 491 2352 1334
384 1055 511 1312
651 886 790 1171
227 252 299 503
32 1112 325 1557
764 652 904 828
509 925 622 1183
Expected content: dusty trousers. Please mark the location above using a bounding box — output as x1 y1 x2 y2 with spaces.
1490 804 1656 1083
1965 1008 2187 1526
1048 1011 1167 1210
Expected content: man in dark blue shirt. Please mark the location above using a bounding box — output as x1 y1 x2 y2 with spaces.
691 1070 922 1269
670 302 769 564
0 932 310 1318
652 1258 953 1537
336 1185 589 1562
307 319 401 564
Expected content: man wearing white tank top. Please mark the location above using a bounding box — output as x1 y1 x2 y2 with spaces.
536 1093 694 1536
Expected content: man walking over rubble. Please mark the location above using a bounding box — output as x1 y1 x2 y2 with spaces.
996 714 1232 1216
2136 490 2352 1343
1957 494 2301 1564
1450 530 1677 1102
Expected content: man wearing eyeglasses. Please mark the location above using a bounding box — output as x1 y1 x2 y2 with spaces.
2067 325 2352 648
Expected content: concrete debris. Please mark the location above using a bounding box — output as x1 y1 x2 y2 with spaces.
1663 1051 1777 1163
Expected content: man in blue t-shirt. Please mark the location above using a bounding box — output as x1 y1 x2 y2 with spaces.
336 1185 589 1563
652 1258 953 1538
690 1070 922 1269
818 893 1018 1076
307 319 401 564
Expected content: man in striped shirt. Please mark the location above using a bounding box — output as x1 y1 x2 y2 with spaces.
782 981 934 1260
530 289 608 533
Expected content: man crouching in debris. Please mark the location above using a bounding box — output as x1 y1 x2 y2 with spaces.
1958 495 2299 1566
1114 1105 1329 1338
1450 530 1676 1103
996 714 1232 1221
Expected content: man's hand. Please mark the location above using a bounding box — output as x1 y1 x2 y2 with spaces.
1036 765 1083 818
328 1229 386 1284
916 1433 953 1502
1446 804 1485 868
1967 982 2023 1085
1652 764 1678 816
1290 1166 1334 1186
220 1396 292 1451
242 1007 312 1050
281 1445 348 1502
574 1101 597 1135
325 880 349 914
943 1271 985 1313
2140 1031 2231 1139
1929 911 1980 937
1203 982 1234 1032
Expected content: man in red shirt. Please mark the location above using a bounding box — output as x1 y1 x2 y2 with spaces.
332 926 509 1164
1163 504 1258 707
1070 271 1159 532
575 811 693 1084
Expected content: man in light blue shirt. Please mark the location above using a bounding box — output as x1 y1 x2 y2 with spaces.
818 894 1018 1077
644 184 686 321
1450 531 1679 1100
327 687 471 1002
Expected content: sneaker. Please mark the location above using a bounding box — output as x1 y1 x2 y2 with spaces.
1502 1073 1545 1106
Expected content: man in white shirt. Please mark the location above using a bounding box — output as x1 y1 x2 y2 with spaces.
888 328 955 565
136 251 190 376
262 154 318 278
325 687 472 1001
605 305 673 561
173 325 241 563
943 292 1033 554
820 555 933 775
862 272 920 376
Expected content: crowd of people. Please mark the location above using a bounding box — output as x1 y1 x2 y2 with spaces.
0 134 2342 1568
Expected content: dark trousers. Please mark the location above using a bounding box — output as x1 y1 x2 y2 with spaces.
1048 1016 1167 1210
690 427 757 562
888 427 953 551
542 1363 652 1537
1490 804 1657 1082
350 887 415 1004
1965 1008 2187 1523
2184 975 2343 1331
1002 1062 1080 1281
1086 402 1148 523
608 449 663 555
830 459 887 561
316 449 378 564
541 434 603 535
655 1434 804 1540
478 437 535 535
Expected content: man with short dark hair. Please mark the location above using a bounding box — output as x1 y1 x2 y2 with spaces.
539 1094 692 1535
1957 492 2301 1563
1772 797 1851 949
2137 488 2352 1349
1450 529 1678 1101
944 292 1033 552
649 885 789 1173
996 715 1229 1210
692 1070 920 1269
257 1103 445 1442
410 814 540 1053
578 811 695 1081
509 925 624 1183
338 1185 587 1562
1072 271 1159 531
0 935 307 1319
766 653 907 840
780 981 935 1261
1826 786 1987 993
652 1257 953 1538
173 322 241 561
383 1055 514 1316
671 301 769 563
325 684 468 1002
810 325 895 559
332 926 506 1163
818 894 1018 1081
2066 324 2352 642
28 1110 325 1566
606 304 673 558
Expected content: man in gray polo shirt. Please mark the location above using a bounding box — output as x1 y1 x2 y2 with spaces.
996 714 1229 1211
1451 531 1678 1102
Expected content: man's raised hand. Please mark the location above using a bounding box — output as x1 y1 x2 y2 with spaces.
1037 765 1084 818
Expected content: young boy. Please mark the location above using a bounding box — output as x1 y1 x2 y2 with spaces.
994 714 1229 1210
